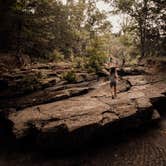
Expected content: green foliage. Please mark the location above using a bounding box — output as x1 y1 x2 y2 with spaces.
72 56 86 69
108 0 166 57
62 70 77 83
49 50 64 62
86 39 107 72
87 54 107 73
0 0 165 65
0 0 112 61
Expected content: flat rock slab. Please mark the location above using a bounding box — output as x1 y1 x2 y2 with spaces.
123 75 165 86
8 74 166 145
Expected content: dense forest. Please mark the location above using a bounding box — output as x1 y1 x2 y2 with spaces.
0 0 165 70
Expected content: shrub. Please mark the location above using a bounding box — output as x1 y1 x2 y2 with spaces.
72 56 86 69
50 49 64 62
62 70 77 83
85 39 108 73
86 53 107 73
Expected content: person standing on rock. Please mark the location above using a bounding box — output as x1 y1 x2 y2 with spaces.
109 66 118 99
108 55 118 99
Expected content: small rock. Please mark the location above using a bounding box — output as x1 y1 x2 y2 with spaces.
152 109 160 120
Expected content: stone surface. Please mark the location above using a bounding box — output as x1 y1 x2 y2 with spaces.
151 109 160 120
0 82 95 109
118 66 147 76
0 62 165 149
0 62 98 109
7 73 166 148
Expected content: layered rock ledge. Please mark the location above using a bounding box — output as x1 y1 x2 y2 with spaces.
4 72 165 151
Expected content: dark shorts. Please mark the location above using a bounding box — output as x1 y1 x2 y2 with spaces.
110 80 117 87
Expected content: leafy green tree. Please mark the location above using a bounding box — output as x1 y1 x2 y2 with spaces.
67 0 111 57
105 0 166 57
0 0 112 64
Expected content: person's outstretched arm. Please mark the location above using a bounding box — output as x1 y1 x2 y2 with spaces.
115 69 118 79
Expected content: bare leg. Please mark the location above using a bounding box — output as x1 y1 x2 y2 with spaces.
114 85 117 97
110 87 113 98
110 85 113 97
110 86 115 99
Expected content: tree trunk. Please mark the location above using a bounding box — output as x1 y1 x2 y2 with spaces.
139 23 145 58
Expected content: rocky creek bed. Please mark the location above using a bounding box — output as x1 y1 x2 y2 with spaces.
1 111 166 166
0 64 166 165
